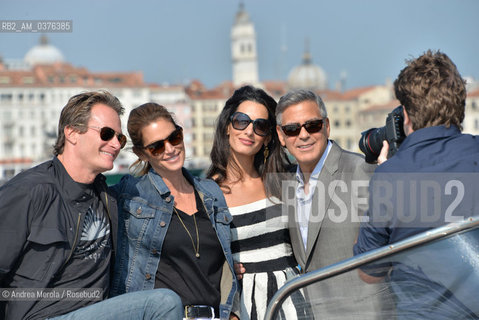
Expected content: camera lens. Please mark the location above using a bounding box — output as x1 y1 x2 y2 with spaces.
359 127 387 163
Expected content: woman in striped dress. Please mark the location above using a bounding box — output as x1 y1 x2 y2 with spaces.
207 86 311 320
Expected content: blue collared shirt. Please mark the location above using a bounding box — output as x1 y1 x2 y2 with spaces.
354 125 479 318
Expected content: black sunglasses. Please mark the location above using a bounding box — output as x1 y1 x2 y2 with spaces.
280 119 324 137
142 126 183 156
230 112 271 137
85 126 127 149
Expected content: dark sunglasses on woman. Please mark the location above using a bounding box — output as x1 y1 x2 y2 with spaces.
280 119 324 137
230 111 271 137
81 125 127 149
141 126 183 156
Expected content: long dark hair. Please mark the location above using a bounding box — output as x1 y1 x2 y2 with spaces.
207 85 290 199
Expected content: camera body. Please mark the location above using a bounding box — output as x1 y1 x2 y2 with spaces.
359 106 406 163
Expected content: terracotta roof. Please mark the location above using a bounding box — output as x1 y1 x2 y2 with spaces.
314 89 344 100
262 80 288 97
467 88 479 98
340 86 376 100
186 80 235 100
0 158 33 164
0 62 146 87
360 100 401 113
148 83 185 90
307 87 379 101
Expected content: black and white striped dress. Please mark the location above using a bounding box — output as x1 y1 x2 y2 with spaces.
229 197 311 320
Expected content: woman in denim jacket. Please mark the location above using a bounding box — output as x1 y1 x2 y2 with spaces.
110 103 237 320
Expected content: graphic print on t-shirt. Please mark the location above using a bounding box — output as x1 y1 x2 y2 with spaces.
81 205 110 240
74 205 110 263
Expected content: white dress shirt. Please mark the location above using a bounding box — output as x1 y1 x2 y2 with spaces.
295 140 332 251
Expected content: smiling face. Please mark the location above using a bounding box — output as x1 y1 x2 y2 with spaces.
277 100 330 174
228 100 270 160
138 117 185 176
75 103 123 176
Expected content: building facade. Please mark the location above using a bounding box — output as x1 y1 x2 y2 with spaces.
0 37 193 181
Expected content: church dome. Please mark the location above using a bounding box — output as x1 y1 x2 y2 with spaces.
24 35 64 66
288 44 328 90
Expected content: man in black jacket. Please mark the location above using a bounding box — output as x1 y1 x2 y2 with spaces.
0 91 182 320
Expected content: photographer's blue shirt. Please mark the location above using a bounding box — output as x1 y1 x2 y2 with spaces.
354 125 479 319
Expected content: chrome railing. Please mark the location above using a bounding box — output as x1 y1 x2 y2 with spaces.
264 215 479 320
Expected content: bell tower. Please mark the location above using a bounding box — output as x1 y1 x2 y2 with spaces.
231 2 259 86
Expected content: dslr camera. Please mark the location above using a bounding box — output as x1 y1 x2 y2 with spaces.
359 106 406 163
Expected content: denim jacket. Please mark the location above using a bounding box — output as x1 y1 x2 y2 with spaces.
109 168 237 320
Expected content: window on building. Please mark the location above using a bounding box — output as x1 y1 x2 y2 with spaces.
40 93 45 102
203 132 214 142
346 120 351 128
0 76 11 84
347 138 353 150
0 93 13 101
475 119 479 130
203 117 216 127
18 93 24 101
203 104 216 112
472 101 477 110
19 126 24 137
203 145 212 156
3 111 12 120
334 120 340 127
4 168 15 179
22 77 35 84
109 77 122 83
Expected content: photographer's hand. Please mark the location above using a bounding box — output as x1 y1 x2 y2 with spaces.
378 141 389 165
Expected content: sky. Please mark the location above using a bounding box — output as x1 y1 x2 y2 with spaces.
1 0 478 90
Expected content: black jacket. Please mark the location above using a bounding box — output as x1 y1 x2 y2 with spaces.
0 157 118 320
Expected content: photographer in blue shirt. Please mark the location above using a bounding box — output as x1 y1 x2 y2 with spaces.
354 50 479 319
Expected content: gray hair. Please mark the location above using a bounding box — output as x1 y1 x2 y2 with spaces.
276 89 327 124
